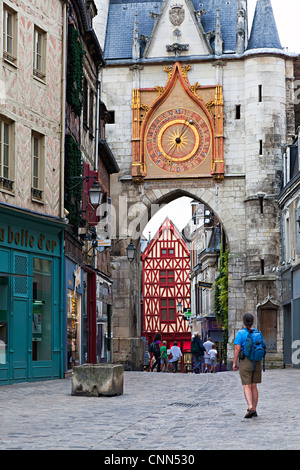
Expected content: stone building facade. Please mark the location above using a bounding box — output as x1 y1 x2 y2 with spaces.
63 0 119 371
95 0 299 369
279 128 300 368
0 0 66 384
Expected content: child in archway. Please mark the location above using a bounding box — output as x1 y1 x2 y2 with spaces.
160 340 169 372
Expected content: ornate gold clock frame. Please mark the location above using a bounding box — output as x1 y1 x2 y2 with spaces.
131 62 224 183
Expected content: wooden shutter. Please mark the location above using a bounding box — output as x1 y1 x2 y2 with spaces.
82 163 99 226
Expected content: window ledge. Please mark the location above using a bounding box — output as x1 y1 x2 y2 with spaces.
0 177 14 193
32 70 46 85
31 187 44 203
3 54 17 69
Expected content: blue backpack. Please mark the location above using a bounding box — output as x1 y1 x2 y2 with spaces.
243 329 267 371
149 341 158 354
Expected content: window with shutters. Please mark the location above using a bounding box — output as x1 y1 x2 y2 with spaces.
82 162 99 226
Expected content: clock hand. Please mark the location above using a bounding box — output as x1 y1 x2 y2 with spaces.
166 119 194 164
166 124 189 164
177 119 189 142
167 142 176 164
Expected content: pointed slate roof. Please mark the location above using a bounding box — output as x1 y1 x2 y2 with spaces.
104 0 239 61
247 0 282 50
142 217 190 260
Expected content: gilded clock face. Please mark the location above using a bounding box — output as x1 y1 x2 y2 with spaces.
146 108 211 173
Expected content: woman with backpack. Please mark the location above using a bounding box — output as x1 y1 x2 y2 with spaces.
233 313 267 418
150 333 162 372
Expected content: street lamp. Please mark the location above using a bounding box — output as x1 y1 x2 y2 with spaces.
88 180 102 209
177 301 183 314
126 239 136 261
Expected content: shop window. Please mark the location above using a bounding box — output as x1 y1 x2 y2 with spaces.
32 258 52 361
67 289 82 368
14 253 28 295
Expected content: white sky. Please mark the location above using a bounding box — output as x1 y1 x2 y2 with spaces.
248 0 300 53
143 0 300 239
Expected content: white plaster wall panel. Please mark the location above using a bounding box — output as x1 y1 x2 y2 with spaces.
146 0 210 59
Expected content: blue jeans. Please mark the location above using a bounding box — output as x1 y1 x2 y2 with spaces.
193 354 203 373
151 354 161 372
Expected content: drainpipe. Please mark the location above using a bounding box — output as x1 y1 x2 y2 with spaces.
94 68 101 270
60 1 67 219
95 67 100 172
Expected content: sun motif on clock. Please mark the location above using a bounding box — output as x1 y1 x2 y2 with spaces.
146 108 211 173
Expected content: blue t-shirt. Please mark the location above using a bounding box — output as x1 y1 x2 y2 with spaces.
234 328 258 350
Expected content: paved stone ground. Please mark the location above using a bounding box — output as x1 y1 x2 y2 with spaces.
0 368 299 451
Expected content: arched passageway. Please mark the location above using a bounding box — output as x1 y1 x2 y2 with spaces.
109 180 250 370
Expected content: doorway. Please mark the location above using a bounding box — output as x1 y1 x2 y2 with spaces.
258 308 278 350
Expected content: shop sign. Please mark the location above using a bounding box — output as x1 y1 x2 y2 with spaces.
95 239 111 247
73 266 81 294
198 281 213 289
0 225 59 254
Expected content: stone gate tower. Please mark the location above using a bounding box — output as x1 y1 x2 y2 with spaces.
94 0 297 369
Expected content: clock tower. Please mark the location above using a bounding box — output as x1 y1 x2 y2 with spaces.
132 62 224 181
95 0 296 370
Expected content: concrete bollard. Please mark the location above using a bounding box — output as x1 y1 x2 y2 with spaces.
71 364 124 397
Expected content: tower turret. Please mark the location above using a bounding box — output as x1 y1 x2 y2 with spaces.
247 0 282 50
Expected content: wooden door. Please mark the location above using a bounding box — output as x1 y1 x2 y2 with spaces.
259 309 277 350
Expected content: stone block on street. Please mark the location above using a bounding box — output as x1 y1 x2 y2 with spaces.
71 364 123 397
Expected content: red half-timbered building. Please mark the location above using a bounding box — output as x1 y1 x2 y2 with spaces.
142 218 191 371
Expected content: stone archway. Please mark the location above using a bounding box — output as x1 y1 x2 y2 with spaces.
110 178 248 369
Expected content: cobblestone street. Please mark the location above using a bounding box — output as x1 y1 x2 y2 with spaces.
0 369 299 452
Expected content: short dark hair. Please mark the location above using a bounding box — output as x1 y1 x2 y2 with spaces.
243 313 254 329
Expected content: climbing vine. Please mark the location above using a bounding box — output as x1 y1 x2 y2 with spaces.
64 135 83 229
214 246 229 361
66 24 85 117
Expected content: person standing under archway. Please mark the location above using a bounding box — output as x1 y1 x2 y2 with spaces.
233 313 264 418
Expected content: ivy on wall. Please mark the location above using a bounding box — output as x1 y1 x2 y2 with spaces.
66 24 85 117
65 135 83 229
214 246 229 361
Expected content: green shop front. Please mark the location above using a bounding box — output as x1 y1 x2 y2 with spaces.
0 204 65 385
